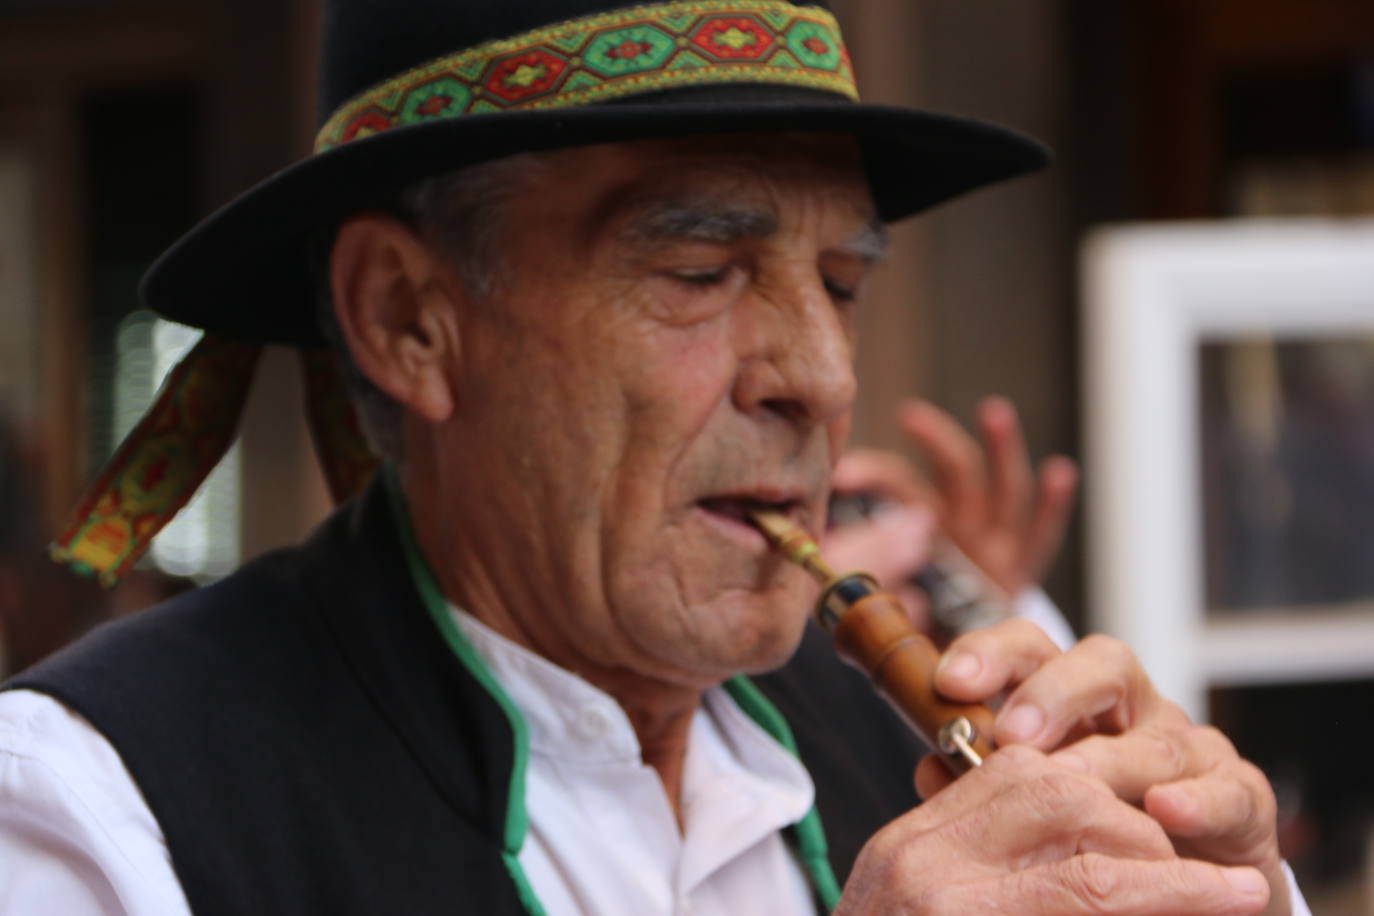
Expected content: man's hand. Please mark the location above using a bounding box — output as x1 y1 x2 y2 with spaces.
896 396 1077 598
828 402 1288 914
904 620 1289 916
835 743 1272 915
827 396 1077 602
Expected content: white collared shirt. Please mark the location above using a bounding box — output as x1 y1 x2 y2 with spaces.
450 609 820 915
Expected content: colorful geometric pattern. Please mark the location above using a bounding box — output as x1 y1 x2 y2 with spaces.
315 0 856 153
51 335 263 588
300 348 380 505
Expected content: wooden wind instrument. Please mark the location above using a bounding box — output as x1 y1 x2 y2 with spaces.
749 509 996 775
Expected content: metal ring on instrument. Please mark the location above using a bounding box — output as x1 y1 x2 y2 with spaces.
938 716 984 769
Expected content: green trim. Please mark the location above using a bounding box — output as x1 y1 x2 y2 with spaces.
380 467 546 916
724 676 844 912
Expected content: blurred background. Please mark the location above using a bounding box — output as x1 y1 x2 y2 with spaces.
0 0 1371 910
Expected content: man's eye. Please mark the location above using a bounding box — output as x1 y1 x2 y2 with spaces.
670 267 730 287
825 278 858 302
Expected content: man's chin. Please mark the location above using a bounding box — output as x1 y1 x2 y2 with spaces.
619 570 818 683
708 604 812 677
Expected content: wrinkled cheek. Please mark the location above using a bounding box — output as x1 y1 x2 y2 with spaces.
620 537 732 630
729 587 816 671
655 532 725 613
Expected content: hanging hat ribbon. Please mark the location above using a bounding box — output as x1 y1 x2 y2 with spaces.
51 335 377 587
50 335 262 587
300 348 382 504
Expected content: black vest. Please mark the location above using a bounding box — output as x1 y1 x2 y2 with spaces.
8 479 924 914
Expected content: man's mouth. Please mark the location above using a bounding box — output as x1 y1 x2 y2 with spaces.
697 494 806 541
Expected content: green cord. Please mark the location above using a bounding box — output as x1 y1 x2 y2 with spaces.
382 467 546 916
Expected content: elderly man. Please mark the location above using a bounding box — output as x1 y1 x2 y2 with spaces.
0 1 1305 914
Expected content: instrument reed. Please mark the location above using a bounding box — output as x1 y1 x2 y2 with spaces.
750 509 996 775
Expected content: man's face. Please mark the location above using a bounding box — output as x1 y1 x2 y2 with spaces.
426 133 880 689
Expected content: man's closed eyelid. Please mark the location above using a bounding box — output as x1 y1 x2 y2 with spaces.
825 279 857 301
667 265 735 284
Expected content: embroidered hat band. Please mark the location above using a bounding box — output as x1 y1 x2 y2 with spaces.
315 0 856 154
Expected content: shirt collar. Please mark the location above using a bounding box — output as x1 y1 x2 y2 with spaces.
447 608 813 801
449 607 641 764
448 606 817 895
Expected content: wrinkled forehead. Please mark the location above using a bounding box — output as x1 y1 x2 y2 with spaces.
516 132 879 247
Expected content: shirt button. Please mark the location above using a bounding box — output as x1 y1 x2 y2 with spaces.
575 705 610 741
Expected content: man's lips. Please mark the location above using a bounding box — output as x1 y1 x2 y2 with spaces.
696 494 809 543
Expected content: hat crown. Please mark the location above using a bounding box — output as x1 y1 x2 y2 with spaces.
143 0 1045 347
318 0 832 127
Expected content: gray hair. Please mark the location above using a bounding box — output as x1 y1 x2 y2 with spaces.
312 153 545 464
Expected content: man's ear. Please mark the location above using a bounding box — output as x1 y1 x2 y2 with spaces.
329 214 459 423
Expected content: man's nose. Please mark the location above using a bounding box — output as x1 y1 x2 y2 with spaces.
732 272 858 429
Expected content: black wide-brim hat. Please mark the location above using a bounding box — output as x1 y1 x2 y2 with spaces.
57 0 1053 587
142 0 1049 347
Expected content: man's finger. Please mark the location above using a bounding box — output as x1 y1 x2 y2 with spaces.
1023 454 1078 583
977 395 1033 533
990 634 1172 750
1143 764 1278 851
898 399 990 535
932 617 1061 703
988 855 1271 916
1051 723 1235 803
914 750 954 800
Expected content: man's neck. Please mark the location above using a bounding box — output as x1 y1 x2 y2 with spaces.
587 669 701 826
400 461 706 825
469 608 703 824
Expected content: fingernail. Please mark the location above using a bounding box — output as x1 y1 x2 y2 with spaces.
1054 752 1088 773
1223 867 1268 900
899 401 934 429
937 651 981 682
999 704 1045 742
981 396 1013 426
1158 785 1199 822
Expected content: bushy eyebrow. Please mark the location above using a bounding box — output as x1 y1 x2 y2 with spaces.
843 219 888 263
621 201 887 262
625 202 778 245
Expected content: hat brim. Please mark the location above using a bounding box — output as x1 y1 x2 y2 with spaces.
142 97 1049 345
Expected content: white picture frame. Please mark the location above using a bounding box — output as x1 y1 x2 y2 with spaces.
1082 219 1374 721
